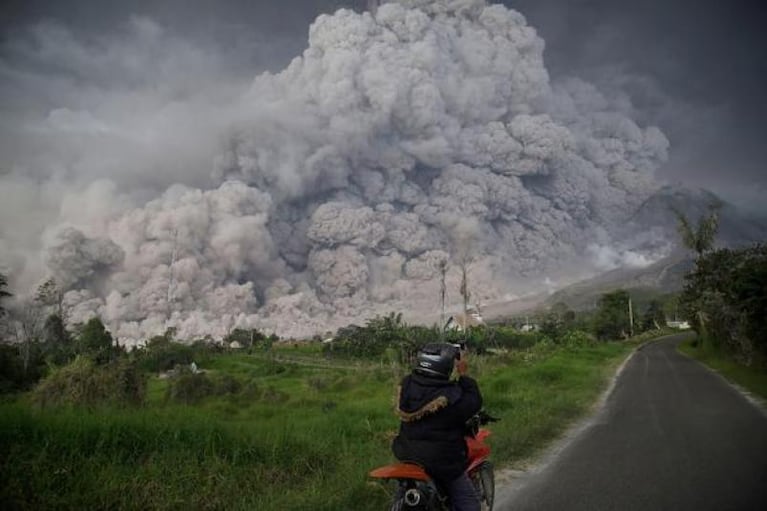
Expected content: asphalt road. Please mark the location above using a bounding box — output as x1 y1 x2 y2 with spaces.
499 334 767 511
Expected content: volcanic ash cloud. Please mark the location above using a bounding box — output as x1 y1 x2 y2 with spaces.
40 0 669 341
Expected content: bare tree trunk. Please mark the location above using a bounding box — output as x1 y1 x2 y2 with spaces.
15 302 44 376
439 260 448 336
458 256 472 329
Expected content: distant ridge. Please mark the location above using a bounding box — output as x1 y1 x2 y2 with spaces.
543 252 694 310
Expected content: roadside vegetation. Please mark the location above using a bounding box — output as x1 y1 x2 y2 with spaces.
671 205 766 395
677 243 767 367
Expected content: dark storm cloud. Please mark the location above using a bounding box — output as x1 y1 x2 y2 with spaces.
0 0 340 77
508 0 767 213
4 0 762 209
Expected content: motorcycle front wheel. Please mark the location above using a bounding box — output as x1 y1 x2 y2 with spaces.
473 461 495 511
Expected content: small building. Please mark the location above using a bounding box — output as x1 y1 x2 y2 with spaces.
667 320 691 330
228 340 243 349
445 309 485 331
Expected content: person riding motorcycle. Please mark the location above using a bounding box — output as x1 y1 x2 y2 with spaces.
392 343 483 511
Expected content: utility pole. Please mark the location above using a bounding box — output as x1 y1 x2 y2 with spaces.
628 295 634 338
459 259 470 320
461 259 469 342
166 228 179 319
438 259 448 339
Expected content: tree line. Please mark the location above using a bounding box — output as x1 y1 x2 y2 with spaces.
674 204 766 367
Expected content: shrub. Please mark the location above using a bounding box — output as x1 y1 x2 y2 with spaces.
32 357 146 408
488 327 546 350
165 369 215 404
214 373 242 395
240 378 261 399
261 386 289 404
322 313 440 362
560 330 596 348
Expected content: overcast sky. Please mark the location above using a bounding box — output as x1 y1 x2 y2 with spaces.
2 0 766 213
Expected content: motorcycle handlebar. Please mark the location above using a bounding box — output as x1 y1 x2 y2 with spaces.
466 410 500 437
477 410 500 424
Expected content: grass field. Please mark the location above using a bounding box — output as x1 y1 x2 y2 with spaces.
1 341 635 510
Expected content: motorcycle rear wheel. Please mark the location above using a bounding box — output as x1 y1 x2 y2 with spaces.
389 498 405 511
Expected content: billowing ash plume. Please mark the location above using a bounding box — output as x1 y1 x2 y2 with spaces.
6 0 672 341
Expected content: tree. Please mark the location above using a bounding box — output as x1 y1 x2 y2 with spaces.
672 203 721 259
641 300 666 332
42 313 74 365
673 202 724 352
13 300 46 376
225 328 265 349
0 272 11 340
457 255 473 321
35 277 64 319
679 244 767 364
662 293 682 322
77 317 115 364
593 290 631 341
540 302 576 342
324 312 422 362
438 259 448 334
0 272 11 316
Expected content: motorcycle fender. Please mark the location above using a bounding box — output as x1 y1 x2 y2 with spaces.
369 463 430 481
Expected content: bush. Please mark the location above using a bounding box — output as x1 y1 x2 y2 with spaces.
214 373 242 395
32 357 146 408
487 327 546 350
165 369 215 404
560 330 596 348
323 313 437 362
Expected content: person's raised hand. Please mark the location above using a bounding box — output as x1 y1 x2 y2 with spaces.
456 354 468 376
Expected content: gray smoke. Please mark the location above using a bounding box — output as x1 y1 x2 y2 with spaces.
2 0 672 341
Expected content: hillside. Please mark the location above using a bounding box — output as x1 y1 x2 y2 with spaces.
542 252 693 310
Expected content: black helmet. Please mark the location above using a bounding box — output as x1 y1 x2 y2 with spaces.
414 343 460 379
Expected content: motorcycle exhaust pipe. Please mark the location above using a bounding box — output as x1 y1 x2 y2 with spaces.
403 488 422 507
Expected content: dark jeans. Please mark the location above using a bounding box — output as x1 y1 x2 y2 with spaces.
445 472 480 511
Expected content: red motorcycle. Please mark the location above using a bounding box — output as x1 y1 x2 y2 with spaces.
370 411 499 510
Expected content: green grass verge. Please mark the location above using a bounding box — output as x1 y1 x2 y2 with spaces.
0 342 634 510
678 339 767 400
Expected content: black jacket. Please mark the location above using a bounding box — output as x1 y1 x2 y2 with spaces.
392 373 482 482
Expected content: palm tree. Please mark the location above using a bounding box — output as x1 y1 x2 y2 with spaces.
671 202 721 259
672 202 722 349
